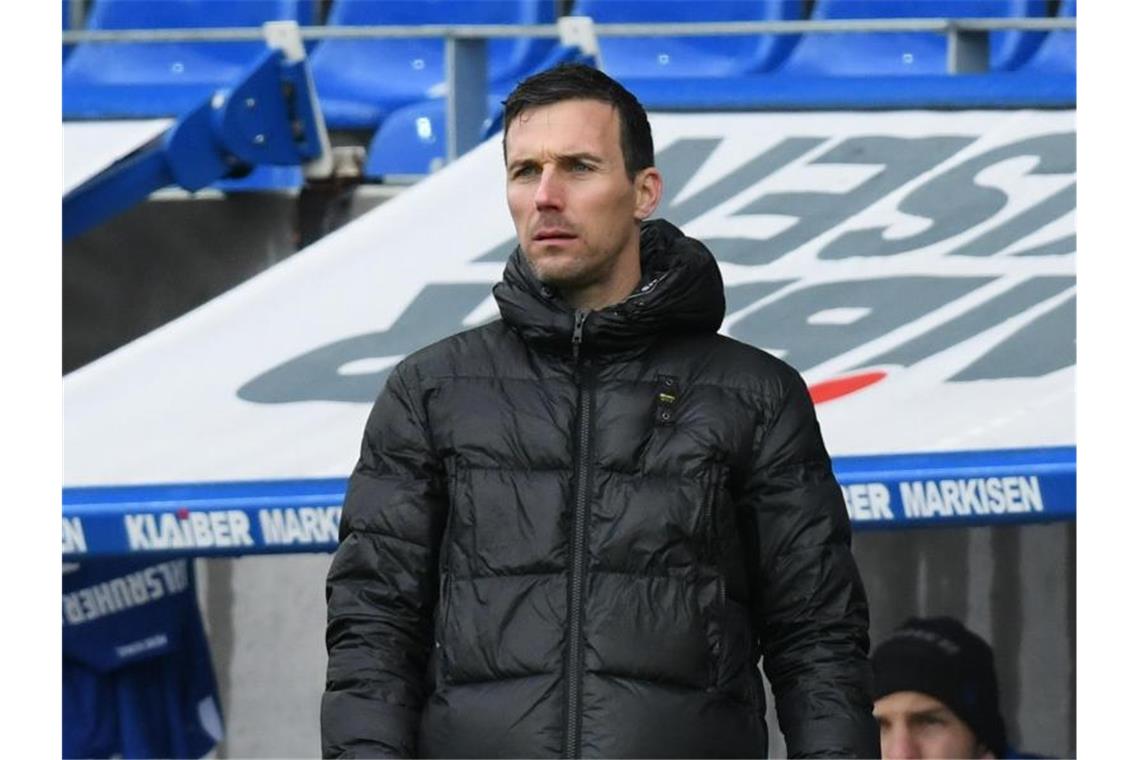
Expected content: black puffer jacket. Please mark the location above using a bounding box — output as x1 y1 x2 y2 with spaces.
322 219 878 759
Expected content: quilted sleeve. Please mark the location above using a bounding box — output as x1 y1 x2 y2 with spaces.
741 370 880 759
320 362 447 758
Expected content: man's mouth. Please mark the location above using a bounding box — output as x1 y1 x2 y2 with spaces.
533 228 577 241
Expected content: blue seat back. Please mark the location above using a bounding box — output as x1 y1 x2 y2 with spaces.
310 1 555 115
1018 0 1074 72
63 0 75 61
64 0 315 88
777 0 1047 75
572 0 803 77
365 96 505 178
87 0 314 30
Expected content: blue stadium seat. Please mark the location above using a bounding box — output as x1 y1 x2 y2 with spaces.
62 0 317 119
213 165 304 192
63 0 75 61
309 0 557 132
572 0 804 78
1017 0 1074 72
773 1 1048 76
365 96 505 178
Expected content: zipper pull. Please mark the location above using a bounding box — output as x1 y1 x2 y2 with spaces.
572 310 587 362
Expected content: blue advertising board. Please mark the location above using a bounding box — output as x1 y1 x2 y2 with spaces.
63 446 1075 559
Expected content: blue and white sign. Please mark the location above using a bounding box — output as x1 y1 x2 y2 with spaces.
64 109 1076 557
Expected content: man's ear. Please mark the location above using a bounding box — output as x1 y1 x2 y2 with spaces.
632 167 663 221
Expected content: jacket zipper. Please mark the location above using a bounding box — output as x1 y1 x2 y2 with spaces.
565 309 592 759
571 309 586 362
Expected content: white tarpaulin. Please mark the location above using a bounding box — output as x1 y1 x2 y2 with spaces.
63 110 1075 556
63 119 173 195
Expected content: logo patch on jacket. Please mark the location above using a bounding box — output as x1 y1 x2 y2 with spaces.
654 375 679 425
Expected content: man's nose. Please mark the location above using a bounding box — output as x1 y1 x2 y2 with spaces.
534 167 563 210
881 727 921 759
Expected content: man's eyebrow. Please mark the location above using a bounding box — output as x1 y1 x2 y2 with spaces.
507 151 605 170
558 151 604 164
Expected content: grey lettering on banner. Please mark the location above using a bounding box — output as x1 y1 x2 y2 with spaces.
716 136 971 265
949 184 1075 258
950 296 1076 381
652 138 725 212
660 137 824 225
819 132 1076 260
237 283 492 403
729 277 992 373
473 238 517 263
473 137 825 263
724 280 796 316
855 276 1075 371
1012 234 1075 258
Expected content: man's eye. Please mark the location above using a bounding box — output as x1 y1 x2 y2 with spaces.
571 161 592 172
513 166 538 179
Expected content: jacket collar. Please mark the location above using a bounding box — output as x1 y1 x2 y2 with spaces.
492 219 726 357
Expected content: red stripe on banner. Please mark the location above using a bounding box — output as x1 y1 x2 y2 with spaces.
809 371 887 405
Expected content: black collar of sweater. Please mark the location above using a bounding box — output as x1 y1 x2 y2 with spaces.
492 219 726 358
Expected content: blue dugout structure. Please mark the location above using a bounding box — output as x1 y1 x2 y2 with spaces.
62 20 332 241
61 12 1077 756
63 1 1076 177
63 446 1076 560
63 5 1076 557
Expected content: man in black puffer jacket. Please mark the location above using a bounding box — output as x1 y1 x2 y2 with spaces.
322 63 879 759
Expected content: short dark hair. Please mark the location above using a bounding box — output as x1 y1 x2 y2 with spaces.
501 63 654 179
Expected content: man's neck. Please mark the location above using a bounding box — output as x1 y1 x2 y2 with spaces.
566 277 638 312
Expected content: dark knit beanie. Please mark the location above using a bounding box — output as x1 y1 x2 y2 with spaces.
872 617 1009 757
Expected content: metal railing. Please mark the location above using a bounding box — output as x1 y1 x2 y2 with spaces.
63 16 1076 162
60 16 1077 44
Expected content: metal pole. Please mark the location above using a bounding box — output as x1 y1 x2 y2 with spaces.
948 27 991 74
61 17 1077 45
68 0 85 31
445 36 488 165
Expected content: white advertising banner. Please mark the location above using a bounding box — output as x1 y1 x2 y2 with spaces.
63 119 173 195
63 109 1075 554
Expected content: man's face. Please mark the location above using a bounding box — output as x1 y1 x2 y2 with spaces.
874 691 994 759
504 98 659 302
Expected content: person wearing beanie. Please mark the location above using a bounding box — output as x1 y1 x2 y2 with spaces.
871 616 1009 759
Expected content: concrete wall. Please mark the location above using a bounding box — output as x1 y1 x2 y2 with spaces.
64 191 298 373
854 522 1076 757
195 522 1075 759
199 554 333 758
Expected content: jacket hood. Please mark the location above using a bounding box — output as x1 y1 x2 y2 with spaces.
492 219 726 356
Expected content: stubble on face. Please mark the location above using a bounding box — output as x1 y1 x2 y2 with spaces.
504 99 644 309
